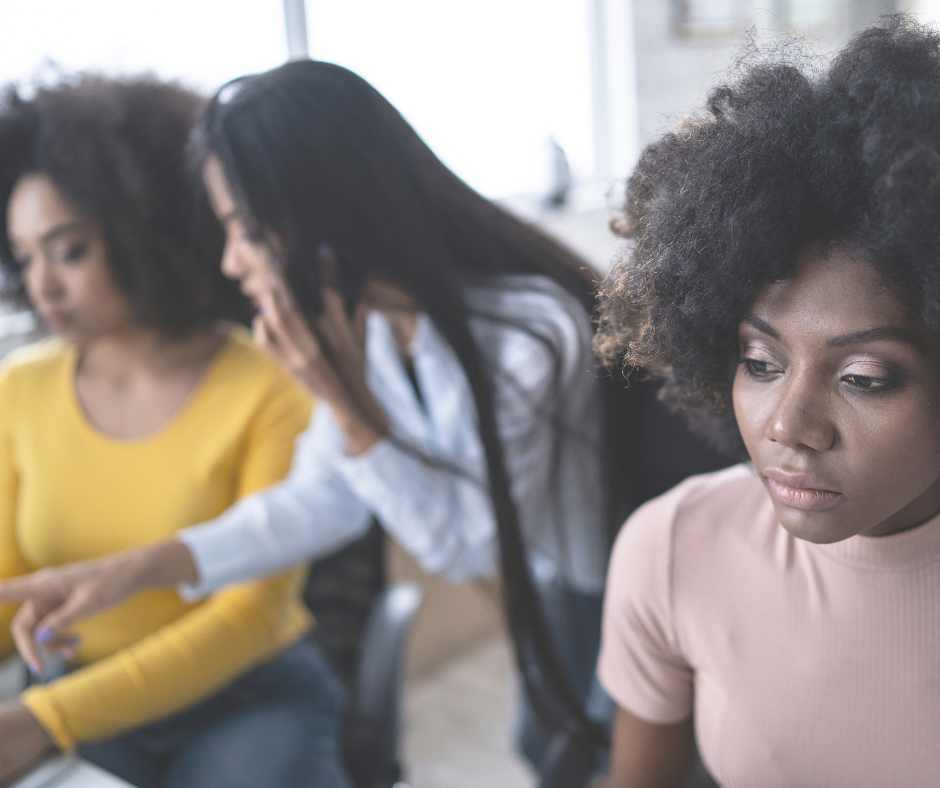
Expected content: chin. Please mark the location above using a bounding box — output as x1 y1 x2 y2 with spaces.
773 504 861 545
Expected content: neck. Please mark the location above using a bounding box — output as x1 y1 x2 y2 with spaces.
77 322 219 380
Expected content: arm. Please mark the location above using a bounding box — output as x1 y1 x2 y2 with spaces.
599 708 694 788
597 492 698 788
331 302 589 582
0 381 373 644
20 568 311 751
19 373 317 751
0 372 56 779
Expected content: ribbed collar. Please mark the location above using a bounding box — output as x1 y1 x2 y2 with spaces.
813 510 940 572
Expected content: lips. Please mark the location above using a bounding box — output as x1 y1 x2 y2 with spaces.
762 468 845 512
41 311 72 331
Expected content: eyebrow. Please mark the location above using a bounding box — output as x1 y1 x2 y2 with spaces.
38 221 88 245
742 316 925 351
8 221 89 254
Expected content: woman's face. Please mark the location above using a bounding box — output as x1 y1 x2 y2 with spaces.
733 245 940 543
7 174 135 346
202 156 276 310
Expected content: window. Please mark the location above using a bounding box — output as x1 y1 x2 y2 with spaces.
0 0 289 93
306 0 597 199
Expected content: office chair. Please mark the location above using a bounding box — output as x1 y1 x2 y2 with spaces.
342 582 423 788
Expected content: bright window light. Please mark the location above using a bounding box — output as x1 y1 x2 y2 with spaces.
307 0 596 199
0 0 288 93
0 0 599 199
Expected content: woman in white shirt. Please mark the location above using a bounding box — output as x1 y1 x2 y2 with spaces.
0 60 616 773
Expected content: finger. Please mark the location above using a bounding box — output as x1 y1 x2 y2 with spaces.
0 575 46 604
252 313 278 355
256 290 297 353
320 287 353 340
352 300 369 349
259 290 323 373
45 634 81 655
35 586 101 639
10 601 45 675
266 276 319 350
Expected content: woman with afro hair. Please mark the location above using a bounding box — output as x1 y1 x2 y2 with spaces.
0 76 349 787
596 14 940 788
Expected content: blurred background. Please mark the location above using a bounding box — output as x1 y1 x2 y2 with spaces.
0 1 931 785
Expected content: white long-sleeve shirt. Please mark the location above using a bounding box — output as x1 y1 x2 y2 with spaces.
180 275 607 598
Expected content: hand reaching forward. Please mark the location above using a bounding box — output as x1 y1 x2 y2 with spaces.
253 264 387 455
0 540 197 675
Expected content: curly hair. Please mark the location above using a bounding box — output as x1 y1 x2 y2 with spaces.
0 75 250 335
596 13 940 455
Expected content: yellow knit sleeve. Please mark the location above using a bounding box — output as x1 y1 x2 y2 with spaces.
0 365 33 659
22 568 311 751
22 363 315 751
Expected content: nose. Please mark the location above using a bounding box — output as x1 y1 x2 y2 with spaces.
24 256 65 305
765 368 836 452
219 239 246 281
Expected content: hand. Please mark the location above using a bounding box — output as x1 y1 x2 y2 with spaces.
0 540 197 674
0 701 55 785
254 257 387 455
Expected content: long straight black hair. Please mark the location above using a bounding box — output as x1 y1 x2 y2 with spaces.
194 60 608 745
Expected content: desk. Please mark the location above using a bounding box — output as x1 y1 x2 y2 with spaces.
11 756 133 788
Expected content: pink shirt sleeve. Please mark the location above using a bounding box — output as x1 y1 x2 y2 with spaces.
598 490 694 725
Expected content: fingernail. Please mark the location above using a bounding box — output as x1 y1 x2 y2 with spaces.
35 627 53 645
270 255 282 271
318 242 333 260
27 663 40 677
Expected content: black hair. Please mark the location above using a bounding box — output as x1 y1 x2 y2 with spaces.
0 74 250 335
596 14 940 455
195 60 607 744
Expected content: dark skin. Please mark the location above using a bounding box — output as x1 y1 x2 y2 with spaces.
601 245 940 787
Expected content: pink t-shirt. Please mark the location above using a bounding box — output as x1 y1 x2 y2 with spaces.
598 464 940 788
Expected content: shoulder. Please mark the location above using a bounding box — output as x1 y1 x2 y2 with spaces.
465 275 594 380
466 274 591 336
0 337 69 403
611 464 765 577
216 327 304 395
205 327 312 420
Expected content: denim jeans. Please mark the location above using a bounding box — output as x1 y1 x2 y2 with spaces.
77 639 352 788
515 582 615 775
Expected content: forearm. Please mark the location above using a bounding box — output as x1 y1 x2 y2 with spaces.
179 480 373 597
124 538 198 590
22 570 310 751
335 439 497 581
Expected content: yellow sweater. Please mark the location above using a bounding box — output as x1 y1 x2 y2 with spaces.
0 329 314 751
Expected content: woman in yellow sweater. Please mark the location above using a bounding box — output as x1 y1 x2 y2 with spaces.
0 77 349 787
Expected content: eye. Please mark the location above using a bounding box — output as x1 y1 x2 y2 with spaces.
740 357 783 379
59 241 89 264
841 374 896 392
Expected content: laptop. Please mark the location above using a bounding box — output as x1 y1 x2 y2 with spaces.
10 756 133 788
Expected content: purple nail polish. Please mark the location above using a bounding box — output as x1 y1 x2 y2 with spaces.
35 627 53 645
270 255 282 271
27 663 39 677
318 242 333 260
